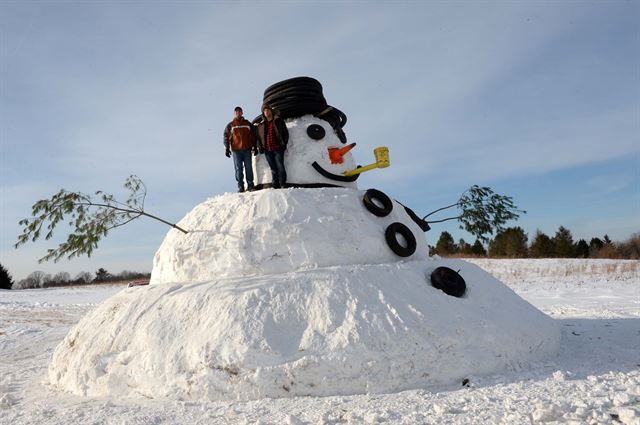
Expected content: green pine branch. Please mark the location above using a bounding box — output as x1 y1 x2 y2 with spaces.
422 185 526 243
15 175 188 263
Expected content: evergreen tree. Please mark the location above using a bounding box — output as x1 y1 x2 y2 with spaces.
0 263 14 290
471 239 487 256
458 238 473 255
94 268 110 282
553 226 575 257
589 237 604 252
529 230 555 258
435 231 456 256
574 239 589 258
506 227 528 257
596 234 617 258
422 185 525 243
489 227 528 257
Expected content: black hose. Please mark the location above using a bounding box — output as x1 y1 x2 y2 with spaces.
261 77 348 143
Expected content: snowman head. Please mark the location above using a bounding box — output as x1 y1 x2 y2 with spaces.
283 115 359 188
253 77 360 189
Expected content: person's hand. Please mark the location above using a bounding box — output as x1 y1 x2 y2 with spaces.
225 148 231 158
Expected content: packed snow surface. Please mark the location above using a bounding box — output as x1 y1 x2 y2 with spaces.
1 260 638 424
150 188 427 284
48 259 558 400
47 188 559 400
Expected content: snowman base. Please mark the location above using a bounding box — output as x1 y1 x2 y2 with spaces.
48 259 559 401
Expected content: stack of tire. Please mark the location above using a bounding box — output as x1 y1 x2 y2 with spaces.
261 77 348 144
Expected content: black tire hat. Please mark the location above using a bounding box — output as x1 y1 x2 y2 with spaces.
260 77 348 143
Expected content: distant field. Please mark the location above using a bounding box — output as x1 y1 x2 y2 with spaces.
464 258 639 289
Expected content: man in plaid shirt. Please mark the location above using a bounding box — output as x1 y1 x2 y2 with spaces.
255 104 289 189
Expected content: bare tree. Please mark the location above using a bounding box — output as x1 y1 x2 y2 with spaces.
15 271 46 289
74 271 93 284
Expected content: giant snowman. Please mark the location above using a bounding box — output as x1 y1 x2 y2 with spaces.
48 77 560 401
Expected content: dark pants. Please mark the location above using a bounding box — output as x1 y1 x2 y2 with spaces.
265 148 287 188
232 149 254 190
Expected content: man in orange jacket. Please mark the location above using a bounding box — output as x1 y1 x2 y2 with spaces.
224 106 257 192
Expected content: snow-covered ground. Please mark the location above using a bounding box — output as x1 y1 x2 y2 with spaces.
1 259 638 424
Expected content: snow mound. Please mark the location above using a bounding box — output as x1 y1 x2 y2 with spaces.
49 188 560 400
48 259 559 400
150 188 427 284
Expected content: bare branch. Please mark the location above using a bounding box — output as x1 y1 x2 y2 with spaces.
424 215 463 224
422 202 459 220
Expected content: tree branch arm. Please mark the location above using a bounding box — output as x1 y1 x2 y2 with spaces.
74 202 189 233
425 215 463 224
422 202 460 220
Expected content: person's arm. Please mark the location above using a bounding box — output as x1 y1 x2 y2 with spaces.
223 123 231 157
254 122 265 153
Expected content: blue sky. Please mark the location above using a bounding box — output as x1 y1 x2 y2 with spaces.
1 1 638 280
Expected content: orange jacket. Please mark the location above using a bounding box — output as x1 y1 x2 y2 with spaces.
224 117 256 151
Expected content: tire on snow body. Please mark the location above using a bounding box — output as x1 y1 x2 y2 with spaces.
385 222 417 257
430 267 466 298
363 189 393 217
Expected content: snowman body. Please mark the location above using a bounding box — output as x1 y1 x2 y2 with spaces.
47 78 560 401
149 188 427 284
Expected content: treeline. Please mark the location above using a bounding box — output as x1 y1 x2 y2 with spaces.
430 227 640 259
1 266 150 290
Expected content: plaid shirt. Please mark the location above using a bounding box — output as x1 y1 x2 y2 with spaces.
265 121 281 152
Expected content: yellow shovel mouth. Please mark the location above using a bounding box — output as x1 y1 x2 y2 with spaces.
344 147 390 176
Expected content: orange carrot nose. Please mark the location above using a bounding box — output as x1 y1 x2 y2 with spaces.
328 143 356 164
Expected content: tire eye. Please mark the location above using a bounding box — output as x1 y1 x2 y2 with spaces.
307 124 326 140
